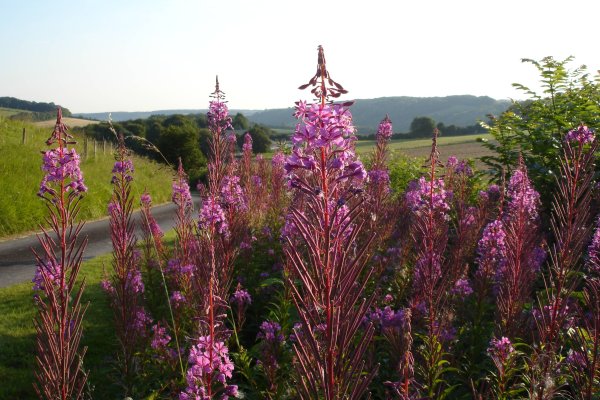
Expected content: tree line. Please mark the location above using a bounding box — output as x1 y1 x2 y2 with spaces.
79 112 272 183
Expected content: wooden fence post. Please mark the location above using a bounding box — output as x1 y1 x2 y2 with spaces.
93 140 97 158
22 128 26 144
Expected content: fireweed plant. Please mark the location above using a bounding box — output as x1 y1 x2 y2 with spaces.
102 131 151 394
528 125 598 399
32 108 89 400
282 45 377 399
179 78 248 399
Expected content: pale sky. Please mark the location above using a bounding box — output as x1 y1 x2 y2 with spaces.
1 0 598 113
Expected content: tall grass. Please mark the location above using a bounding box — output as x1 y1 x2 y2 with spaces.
0 117 174 237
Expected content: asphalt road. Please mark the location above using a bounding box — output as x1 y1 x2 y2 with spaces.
0 198 199 288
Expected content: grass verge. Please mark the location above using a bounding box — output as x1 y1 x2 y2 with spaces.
0 117 174 238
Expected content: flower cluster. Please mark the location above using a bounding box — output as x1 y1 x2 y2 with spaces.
257 321 285 343
111 159 134 183
564 124 595 144
180 336 237 400
32 259 63 291
230 287 252 308
405 176 452 216
207 100 233 133
487 337 515 362
376 114 393 140
172 179 193 208
368 169 390 186
151 323 171 351
505 168 540 221
220 175 246 210
198 197 229 237
476 219 507 273
38 148 87 197
242 132 253 153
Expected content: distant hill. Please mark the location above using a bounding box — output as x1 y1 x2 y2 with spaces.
76 109 260 122
0 96 72 116
248 95 511 133
75 95 510 131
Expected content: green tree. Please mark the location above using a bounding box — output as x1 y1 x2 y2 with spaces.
158 125 207 182
248 125 272 153
480 56 600 206
198 127 213 158
232 113 250 130
410 116 436 137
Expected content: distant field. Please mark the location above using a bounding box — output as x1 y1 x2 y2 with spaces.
34 117 99 128
356 133 494 167
0 107 29 118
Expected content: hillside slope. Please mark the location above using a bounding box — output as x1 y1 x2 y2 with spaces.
0 117 175 237
248 95 511 132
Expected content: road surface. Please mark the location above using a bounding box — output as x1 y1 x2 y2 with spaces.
0 198 199 288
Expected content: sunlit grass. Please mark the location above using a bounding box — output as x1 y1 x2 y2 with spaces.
0 117 175 237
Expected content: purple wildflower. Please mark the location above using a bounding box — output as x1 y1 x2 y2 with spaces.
242 132 253 153
405 176 452 217
38 148 87 197
476 219 507 275
368 169 390 187
198 197 229 237
377 115 393 140
487 337 515 362
151 323 171 350
230 288 252 308
32 260 63 291
111 159 134 183
172 179 193 208
452 278 473 297
565 124 595 144
257 321 285 343
505 168 540 221
207 100 233 132
220 175 247 210
170 291 186 308
181 336 236 399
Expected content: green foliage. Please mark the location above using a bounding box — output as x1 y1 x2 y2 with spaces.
238 125 272 153
388 154 424 194
0 96 72 116
410 116 437 137
233 113 250 130
158 124 206 183
481 56 600 204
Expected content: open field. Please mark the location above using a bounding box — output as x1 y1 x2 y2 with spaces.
0 117 175 238
34 117 99 128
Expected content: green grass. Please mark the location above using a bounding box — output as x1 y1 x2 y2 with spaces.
0 254 118 399
0 117 175 238
0 107 29 118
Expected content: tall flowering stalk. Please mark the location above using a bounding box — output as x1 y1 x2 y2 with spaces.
364 115 398 254
495 158 543 338
283 45 376 400
405 130 453 398
171 159 196 298
530 125 598 399
104 132 149 393
181 79 244 399
32 108 89 399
